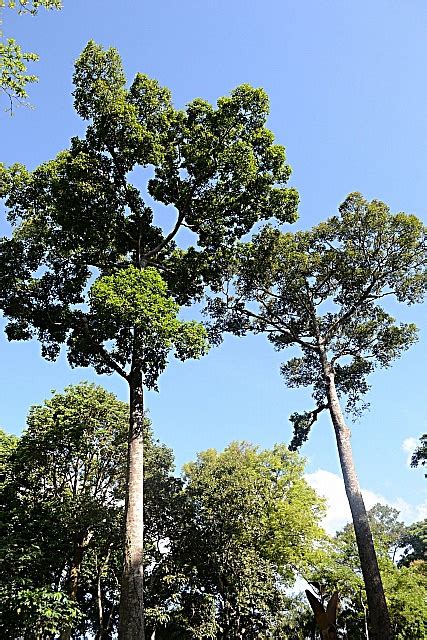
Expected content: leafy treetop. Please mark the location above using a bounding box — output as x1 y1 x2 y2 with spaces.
207 193 427 447
0 40 298 386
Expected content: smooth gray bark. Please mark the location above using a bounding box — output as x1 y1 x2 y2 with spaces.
320 352 393 640
118 367 145 640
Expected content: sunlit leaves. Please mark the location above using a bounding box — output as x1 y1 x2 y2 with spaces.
161 442 326 636
210 193 427 441
83 266 209 388
0 42 297 387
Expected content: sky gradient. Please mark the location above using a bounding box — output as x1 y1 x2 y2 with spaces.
1 0 426 529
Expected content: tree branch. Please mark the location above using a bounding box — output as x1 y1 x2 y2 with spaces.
79 315 129 380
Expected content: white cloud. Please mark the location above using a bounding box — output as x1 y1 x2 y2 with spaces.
305 469 424 535
402 437 417 467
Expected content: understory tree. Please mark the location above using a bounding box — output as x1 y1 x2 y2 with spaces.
0 383 177 640
144 442 326 639
306 505 427 639
0 40 298 638
208 193 427 640
0 0 62 109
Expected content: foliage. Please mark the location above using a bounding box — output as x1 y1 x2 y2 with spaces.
0 382 129 638
399 518 427 567
0 427 17 481
411 434 427 474
0 41 298 634
0 39 298 383
208 193 427 443
146 442 326 638
0 0 62 109
305 506 427 639
206 193 426 637
1 386 330 639
15 588 82 639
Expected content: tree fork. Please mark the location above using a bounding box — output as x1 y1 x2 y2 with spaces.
119 367 145 640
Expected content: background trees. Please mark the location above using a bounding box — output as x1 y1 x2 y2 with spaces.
1 385 328 639
2 383 426 638
146 442 326 638
0 383 179 639
306 506 427 639
0 383 129 638
208 192 427 639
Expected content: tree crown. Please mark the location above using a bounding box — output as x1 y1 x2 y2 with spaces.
208 193 427 445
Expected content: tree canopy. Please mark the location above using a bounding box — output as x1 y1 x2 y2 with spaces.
0 39 298 381
1 385 332 639
0 40 299 638
144 441 327 638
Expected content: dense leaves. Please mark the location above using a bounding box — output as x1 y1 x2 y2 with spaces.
306 506 427 639
0 383 180 639
209 194 426 439
0 383 129 638
146 442 326 638
0 39 299 386
2 386 332 639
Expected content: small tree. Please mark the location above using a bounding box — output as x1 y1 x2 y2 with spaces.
208 193 427 639
0 41 298 638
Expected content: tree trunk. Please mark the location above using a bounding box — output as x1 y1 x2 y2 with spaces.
118 368 145 639
60 531 92 640
322 358 392 640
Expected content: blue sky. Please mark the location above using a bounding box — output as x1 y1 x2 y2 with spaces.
1 0 426 529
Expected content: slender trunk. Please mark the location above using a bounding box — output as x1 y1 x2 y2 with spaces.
360 591 370 640
95 604 116 640
97 558 104 636
118 367 145 639
60 531 92 640
320 354 392 640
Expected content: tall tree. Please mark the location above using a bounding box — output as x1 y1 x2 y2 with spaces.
208 193 427 639
0 41 298 638
0 0 62 109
